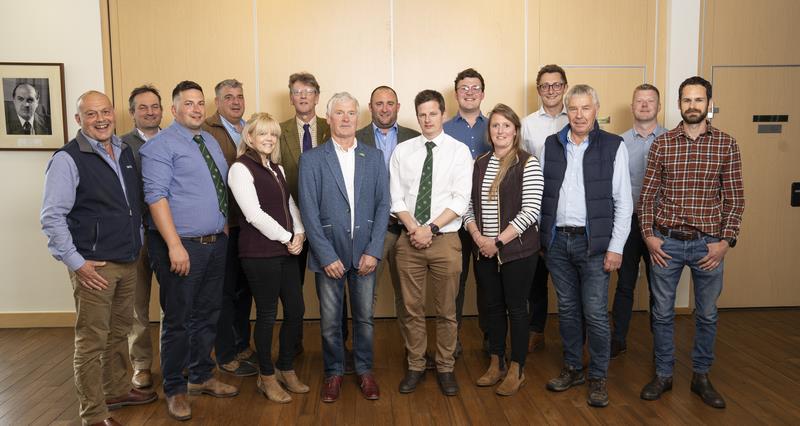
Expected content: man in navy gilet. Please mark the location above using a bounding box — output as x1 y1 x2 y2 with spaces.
539 84 632 408
41 91 157 426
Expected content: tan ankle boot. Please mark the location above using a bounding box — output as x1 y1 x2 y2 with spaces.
496 361 526 396
477 355 507 386
257 374 292 403
276 369 310 393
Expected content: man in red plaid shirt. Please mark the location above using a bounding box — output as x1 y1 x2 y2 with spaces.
637 76 744 409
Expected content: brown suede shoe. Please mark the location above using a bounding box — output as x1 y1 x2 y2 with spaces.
89 417 122 426
187 377 239 398
166 393 191 421
496 362 526 396
476 355 506 386
131 369 152 389
276 369 310 393
257 374 292 403
106 388 157 410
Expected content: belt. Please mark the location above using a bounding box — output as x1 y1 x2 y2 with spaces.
183 233 223 244
656 225 700 241
555 226 585 235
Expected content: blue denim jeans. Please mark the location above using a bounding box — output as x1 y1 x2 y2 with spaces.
546 232 611 379
148 230 227 397
315 269 376 376
650 229 723 377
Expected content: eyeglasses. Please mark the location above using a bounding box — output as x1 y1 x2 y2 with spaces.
456 85 483 94
537 82 565 92
291 89 318 96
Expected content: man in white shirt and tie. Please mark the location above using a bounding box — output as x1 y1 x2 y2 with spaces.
390 90 473 397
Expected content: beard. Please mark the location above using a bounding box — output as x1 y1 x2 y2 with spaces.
681 108 707 124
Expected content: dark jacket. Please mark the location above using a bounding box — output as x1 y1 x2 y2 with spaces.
540 123 622 255
470 150 540 264
202 112 242 226
59 132 142 262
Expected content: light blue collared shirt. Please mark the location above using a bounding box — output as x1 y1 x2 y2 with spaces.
541 130 633 254
620 125 667 205
443 112 490 159
373 122 398 170
220 115 245 147
140 121 228 237
40 131 132 271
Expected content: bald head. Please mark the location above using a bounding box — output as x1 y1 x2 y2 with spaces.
75 91 115 144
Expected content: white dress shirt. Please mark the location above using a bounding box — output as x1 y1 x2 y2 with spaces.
521 106 568 159
389 131 473 233
228 162 304 243
541 130 633 254
332 137 357 237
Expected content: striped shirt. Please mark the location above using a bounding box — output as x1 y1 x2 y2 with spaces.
638 122 745 239
464 153 544 237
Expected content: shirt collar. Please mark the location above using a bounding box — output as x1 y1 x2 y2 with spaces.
17 115 33 126
423 131 446 146
454 111 486 123
220 114 244 133
296 116 317 129
332 137 358 153
372 122 397 136
633 125 665 139
676 120 714 139
80 130 122 150
536 105 567 118
135 127 159 142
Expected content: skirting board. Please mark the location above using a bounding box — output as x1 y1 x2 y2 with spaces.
1 309 694 329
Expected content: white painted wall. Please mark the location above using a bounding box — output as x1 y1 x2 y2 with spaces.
0 0 105 313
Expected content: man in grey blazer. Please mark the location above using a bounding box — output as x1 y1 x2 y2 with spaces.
299 92 390 403
354 85 425 363
120 85 163 390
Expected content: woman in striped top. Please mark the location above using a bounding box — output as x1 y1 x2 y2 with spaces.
463 104 544 395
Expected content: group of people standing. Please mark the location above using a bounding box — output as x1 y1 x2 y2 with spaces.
40 64 744 425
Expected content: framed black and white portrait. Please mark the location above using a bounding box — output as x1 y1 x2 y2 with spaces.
0 62 67 150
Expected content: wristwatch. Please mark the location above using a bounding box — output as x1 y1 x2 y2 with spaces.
494 237 504 248
722 237 737 248
428 223 440 234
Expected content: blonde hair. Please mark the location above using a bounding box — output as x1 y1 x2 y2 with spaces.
486 103 523 201
238 112 282 163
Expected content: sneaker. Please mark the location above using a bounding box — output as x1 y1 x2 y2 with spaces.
587 377 609 407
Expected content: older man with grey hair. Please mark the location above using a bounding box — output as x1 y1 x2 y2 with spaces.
539 84 632 408
299 92 390 403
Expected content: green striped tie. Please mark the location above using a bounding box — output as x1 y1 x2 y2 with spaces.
193 134 228 217
414 141 435 224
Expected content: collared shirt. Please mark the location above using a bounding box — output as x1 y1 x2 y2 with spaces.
140 121 228 237
220 115 245 147
296 116 318 152
638 121 745 240
40 132 129 271
389 131 473 233
135 127 159 143
521 106 568 160
541 131 633 254
332 137 358 237
17 114 35 134
621 124 667 204
373 122 398 170
443 111 490 159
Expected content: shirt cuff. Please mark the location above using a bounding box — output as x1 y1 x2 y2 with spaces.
607 238 625 255
64 252 87 272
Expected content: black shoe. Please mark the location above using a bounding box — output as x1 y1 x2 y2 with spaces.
437 372 459 396
587 377 609 407
640 375 673 400
546 366 585 392
454 340 463 359
425 353 436 370
219 359 258 377
399 370 425 393
691 373 726 408
610 340 627 359
344 350 355 375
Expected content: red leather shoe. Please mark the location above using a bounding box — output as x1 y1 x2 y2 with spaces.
106 388 157 410
321 375 343 403
358 373 380 400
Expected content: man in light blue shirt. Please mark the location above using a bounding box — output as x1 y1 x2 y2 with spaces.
141 80 238 421
610 84 668 359
539 84 632 408
442 68 489 357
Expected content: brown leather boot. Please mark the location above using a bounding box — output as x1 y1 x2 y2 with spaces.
276 369 310 393
476 354 507 386
257 374 292 403
496 361 526 396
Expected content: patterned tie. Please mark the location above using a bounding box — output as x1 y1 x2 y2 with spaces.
302 123 312 152
22 121 32 134
414 141 435 224
193 134 228 217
